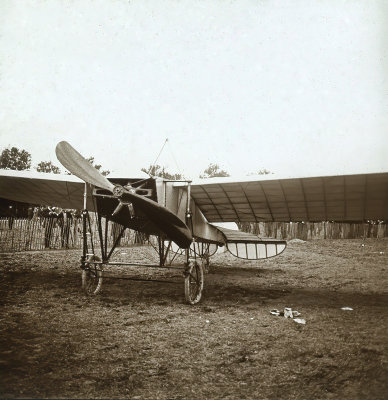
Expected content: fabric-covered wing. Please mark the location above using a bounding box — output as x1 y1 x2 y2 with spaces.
214 225 287 260
0 170 95 210
188 172 388 223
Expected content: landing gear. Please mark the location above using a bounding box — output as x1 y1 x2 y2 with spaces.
82 255 103 295
184 260 204 305
79 205 210 303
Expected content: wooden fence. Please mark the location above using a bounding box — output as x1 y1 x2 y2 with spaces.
239 221 388 240
0 216 146 253
1 217 387 253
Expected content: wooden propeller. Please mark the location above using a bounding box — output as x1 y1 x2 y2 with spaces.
56 141 192 248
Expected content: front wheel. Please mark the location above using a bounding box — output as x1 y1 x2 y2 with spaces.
82 255 103 295
184 260 204 305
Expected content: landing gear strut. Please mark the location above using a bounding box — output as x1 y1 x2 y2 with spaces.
79 180 210 304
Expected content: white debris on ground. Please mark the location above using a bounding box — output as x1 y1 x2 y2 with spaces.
292 311 301 317
341 307 353 311
270 307 304 323
288 238 306 244
284 307 293 318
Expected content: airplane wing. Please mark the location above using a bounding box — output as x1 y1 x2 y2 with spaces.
188 172 388 223
213 225 287 259
0 169 96 210
0 167 192 248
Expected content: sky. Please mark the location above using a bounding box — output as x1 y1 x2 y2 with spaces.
0 0 387 179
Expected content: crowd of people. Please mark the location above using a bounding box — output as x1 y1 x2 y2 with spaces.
5 205 82 248
3 206 133 249
2 200 155 251
37 207 82 248
29 206 82 222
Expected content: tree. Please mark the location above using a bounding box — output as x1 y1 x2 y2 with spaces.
86 157 110 176
0 147 31 170
200 163 230 178
141 164 183 180
36 161 61 174
248 168 272 176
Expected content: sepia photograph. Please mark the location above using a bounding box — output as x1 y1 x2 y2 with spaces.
0 1 387 399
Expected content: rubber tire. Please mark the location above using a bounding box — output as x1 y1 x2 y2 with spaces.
82 255 103 295
184 261 204 305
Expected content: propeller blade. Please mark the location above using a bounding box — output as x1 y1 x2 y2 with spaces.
55 141 192 248
55 141 115 192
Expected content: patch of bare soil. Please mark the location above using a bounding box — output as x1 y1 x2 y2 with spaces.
0 239 387 399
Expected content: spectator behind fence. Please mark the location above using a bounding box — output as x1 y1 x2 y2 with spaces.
32 207 39 221
72 209 81 220
61 209 73 248
42 206 58 248
7 205 15 229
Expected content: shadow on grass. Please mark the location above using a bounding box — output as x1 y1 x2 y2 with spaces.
2 269 388 310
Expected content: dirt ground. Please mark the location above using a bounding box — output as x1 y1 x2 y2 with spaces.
0 239 387 399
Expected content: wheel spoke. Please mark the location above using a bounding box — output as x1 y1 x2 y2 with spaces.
82 256 102 295
189 272 198 283
184 261 204 304
87 269 97 278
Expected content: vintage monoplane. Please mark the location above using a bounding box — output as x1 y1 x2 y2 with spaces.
0 141 387 303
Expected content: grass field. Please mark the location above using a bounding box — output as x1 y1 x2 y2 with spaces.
0 239 387 399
